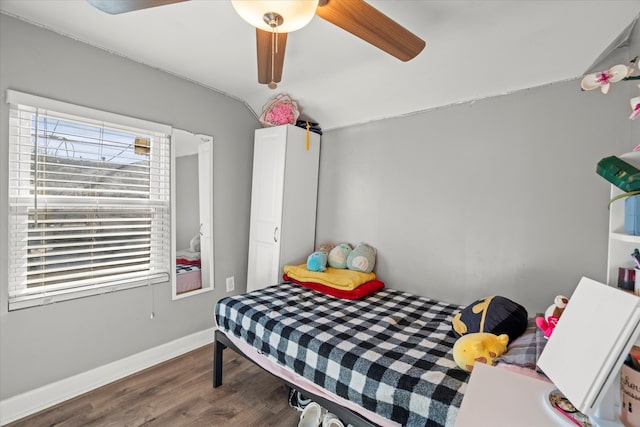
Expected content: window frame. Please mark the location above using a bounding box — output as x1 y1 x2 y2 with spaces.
6 90 173 310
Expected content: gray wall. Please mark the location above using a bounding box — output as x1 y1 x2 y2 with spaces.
316 34 639 315
2 8 639 405
0 14 256 400
176 154 200 250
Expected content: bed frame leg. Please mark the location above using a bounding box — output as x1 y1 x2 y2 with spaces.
213 331 226 388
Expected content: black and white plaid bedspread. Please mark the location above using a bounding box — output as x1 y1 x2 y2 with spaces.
215 283 469 427
176 263 201 275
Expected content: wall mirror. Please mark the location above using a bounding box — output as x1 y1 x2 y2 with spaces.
171 129 214 299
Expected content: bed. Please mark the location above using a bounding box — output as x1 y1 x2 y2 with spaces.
176 248 202 294
214 282 471 427
176 262 202 294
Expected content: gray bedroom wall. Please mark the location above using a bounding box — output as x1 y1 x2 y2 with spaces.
316 62 638 316
0 14 256 400
176 154 200 250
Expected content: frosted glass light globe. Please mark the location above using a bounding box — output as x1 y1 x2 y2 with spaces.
231 0 319 33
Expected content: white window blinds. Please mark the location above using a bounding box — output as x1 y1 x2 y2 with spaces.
7 90 172 310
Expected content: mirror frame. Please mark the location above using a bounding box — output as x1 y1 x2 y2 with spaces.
171 129 215 300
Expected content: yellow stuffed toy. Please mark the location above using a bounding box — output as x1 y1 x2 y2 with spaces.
450 295 527 372
453 332 509 372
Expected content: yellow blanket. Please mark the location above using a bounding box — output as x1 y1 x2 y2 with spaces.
283 264 376 291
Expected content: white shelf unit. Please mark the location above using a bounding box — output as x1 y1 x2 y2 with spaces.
606 151 640 287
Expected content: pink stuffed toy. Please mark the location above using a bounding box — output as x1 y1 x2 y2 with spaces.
535 295 569 338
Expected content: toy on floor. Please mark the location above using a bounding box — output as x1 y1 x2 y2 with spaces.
535 295 569 338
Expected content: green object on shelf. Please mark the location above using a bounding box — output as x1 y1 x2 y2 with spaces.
597 156 640 192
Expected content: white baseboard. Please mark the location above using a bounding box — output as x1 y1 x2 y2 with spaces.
0 327 216 426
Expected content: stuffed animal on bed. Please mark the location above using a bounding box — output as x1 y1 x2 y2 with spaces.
306 242 335 272
452 295 528 342
189 234 200 253
346 242 376 273
451 295 528 372
453 332 509 372
535 295 569 338
328 243 352 269
316 242 335 255
307 251 328 272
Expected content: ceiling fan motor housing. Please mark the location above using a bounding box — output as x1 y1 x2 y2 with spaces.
263 12 284 28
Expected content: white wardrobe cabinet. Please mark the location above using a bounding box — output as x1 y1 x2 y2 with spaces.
247 124 321 292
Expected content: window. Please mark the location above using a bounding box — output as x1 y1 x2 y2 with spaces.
7 90 172 310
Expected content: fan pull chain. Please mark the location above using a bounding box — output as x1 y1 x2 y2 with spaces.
263 12 283 89
268 23 278 89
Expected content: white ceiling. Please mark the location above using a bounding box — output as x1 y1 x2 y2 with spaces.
1 0 639 130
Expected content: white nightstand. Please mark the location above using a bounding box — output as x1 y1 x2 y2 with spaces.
456 277 640 427
455 363 569 427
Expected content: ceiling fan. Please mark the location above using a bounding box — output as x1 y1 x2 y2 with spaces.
86 0 426 89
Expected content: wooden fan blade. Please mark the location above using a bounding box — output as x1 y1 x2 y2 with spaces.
86 0 188 15
256 29 288 85
316 0 425 61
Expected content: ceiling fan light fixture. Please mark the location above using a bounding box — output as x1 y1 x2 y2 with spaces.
231 0 319 32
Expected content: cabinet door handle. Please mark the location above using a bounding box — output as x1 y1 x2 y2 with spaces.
273 227 278 243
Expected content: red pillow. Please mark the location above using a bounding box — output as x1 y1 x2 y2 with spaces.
283 274 384 300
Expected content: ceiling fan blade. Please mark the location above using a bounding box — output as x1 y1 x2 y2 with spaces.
256 29 288 85
316 0 425 61
86 0 188 15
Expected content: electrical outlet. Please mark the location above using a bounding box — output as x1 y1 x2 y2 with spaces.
226 276 235 292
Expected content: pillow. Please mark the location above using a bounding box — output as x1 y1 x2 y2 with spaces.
189 234 201 252
495 316 547 369
328 243 352 269
283 274 384 300
451 295 528 343
346 242 376 273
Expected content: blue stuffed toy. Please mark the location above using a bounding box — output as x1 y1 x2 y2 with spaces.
306 242 335 272
328 243 352 269
346 242 376 273
307 251 328 272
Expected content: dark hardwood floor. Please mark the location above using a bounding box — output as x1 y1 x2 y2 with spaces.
7 345 301 427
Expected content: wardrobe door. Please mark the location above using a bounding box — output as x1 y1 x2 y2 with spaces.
247 128 286 292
